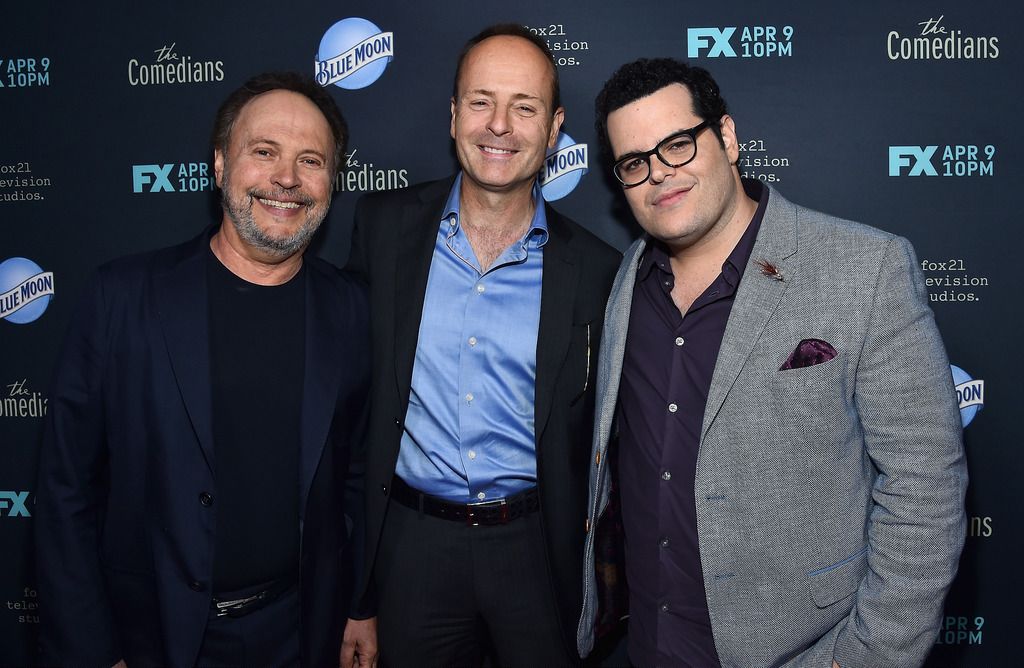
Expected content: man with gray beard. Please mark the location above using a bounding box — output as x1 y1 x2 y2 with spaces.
35 72 378 668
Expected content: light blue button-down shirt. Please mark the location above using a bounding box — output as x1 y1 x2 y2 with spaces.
396 174 548 503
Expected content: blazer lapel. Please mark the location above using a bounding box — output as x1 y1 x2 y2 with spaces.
534 209 580 445
702 187 798 439
298 265 345 510
393 183 449 401
153 232 215 472
596 237 646 452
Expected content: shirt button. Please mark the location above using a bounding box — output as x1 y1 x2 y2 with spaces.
660 603 670 613
476 284 485 294
660 537 670 548
661 470 672 481
468 450 477 460
675 336 685 346
449 216 457 227
468 336 477 347
477 492 486 500
465 393 474 403
668 403 678 413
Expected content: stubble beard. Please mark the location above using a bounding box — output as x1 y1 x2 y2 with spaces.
220 166 331 259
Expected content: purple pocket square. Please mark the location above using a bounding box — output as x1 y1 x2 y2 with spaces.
780 338 837 370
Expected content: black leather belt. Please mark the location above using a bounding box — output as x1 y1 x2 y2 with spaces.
391 476 539 526
211 573 297 618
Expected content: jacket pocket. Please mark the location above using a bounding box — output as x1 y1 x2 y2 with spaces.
808 545 867 608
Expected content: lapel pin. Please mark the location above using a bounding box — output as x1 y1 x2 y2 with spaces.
755 259 784 282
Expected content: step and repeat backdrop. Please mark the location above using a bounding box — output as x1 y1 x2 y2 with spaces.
2 2 1019 665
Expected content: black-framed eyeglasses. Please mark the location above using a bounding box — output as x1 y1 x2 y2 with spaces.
612 119 717 188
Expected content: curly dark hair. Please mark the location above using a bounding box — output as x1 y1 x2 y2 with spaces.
211 71 348 172
452 23 561 112
594 58 728 159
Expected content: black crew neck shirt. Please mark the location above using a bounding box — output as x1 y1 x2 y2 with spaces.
206 249 305 591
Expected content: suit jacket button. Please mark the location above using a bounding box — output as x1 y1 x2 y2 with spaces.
189 580 205 592
199 492 213 507
382 485 388 496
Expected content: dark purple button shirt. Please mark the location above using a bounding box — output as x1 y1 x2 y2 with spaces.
618 180 768 667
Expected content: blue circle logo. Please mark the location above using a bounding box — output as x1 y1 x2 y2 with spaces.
0 257 55 325
540 132 589 202
315 18 394 90
950 364 984 428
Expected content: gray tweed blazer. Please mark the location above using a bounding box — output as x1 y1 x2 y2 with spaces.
577 185 967 668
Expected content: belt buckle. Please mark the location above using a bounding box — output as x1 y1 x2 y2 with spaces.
466 497 507 526
213 591 263 617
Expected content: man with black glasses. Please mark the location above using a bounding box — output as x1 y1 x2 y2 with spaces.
578 58 966 668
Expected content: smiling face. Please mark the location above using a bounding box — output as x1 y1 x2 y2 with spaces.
606 83 745 253
214 89 334 260
450 35 564 198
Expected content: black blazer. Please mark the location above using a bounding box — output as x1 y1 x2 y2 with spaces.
34 227 370 668
347 178 620 653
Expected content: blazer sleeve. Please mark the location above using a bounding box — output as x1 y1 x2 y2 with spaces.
828 235 967 667
342 276 374 619
34 269 122 667
343 399 375 619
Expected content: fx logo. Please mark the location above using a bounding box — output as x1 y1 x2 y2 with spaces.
687 27 737 57
132 164 175 192
0 491 31 517
888 146 938 176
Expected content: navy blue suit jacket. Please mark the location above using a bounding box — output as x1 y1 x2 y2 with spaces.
35 227 370 667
